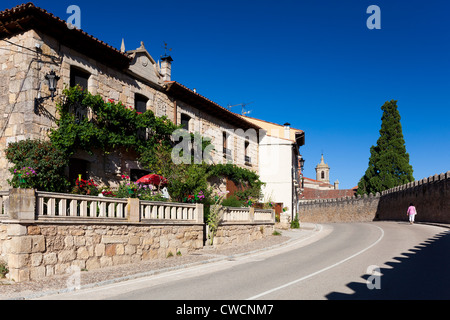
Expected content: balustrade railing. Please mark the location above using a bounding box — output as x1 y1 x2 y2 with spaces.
35 191 203 223
220 206 275 223
36 192 128 219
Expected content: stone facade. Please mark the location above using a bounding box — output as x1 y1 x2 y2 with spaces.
0 4 261 191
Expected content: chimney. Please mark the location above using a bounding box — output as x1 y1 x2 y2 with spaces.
160 55 173 82
334 180 340 190
284 123 291 140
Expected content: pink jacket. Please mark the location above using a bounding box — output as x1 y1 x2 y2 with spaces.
407 206 417 216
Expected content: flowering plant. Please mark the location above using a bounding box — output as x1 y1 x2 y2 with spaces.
184 191 206 204
244 196 258 208
14 167 37 177
282 206 289 212
101 190 116 197
12 167 37 188
72 175 99 196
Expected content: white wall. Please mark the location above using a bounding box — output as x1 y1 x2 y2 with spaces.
258 134 294 212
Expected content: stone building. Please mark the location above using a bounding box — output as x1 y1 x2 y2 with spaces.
0 3 261 190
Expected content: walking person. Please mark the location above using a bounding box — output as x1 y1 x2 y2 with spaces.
407 203 417 225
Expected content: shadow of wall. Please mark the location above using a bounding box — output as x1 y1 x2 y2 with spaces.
326 228 450 300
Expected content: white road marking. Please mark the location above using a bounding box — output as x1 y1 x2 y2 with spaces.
246 224 385 300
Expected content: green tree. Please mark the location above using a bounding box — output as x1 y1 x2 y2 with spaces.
357 100 414 195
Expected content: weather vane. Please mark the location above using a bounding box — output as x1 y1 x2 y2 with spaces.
162 42 173 58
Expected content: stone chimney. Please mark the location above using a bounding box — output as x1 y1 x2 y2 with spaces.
284 123 291 140
334 180 340 190
160 55 173 82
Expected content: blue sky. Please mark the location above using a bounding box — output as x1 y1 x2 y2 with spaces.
3 0 449 189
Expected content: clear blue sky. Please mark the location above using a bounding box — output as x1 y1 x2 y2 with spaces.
3 0 449 189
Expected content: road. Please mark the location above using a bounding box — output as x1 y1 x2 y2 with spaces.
38 222 450 300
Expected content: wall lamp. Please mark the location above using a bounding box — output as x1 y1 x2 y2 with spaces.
44 70 60 101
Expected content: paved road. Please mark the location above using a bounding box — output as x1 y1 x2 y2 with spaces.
38 222 450 300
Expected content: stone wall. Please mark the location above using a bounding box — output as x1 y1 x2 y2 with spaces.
214 223 274 247
298 172 450 224
0 223 7 264
377 172 450 223
3 221 203 282
298 194 380 224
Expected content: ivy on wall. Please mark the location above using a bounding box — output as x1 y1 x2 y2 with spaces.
49 86 178 158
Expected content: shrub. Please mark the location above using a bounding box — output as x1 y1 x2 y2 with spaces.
222 195 245 208
0 262 8 279
6 140 70 192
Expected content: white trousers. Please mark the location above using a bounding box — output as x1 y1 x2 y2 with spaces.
409 214 416 223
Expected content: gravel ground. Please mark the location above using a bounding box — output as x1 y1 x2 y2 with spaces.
0 233 292 300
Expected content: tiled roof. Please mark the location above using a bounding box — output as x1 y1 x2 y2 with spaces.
0 3 131 69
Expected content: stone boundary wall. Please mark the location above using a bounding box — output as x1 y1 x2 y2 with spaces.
1 220 203 282
214 223 274 247
377 171 450 223
298 172 450 224
298 193 380 224
0 189 275 282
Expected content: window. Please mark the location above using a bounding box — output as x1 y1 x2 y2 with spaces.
135 94 148 114
245 141 251 164
70 67 91 121
70 66 90 90
181 114 191 131
223 132 231 158
321 171 325 179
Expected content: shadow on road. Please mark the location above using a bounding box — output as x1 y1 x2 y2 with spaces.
326 228 450 300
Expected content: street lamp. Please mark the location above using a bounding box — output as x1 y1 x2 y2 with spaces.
45 70 60 101
300 158 305 173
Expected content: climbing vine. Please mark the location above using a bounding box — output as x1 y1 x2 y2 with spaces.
49 86 178 158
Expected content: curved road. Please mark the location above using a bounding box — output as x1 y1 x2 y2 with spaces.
39 222 450 300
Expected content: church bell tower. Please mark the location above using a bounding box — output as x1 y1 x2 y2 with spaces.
315 154 330 184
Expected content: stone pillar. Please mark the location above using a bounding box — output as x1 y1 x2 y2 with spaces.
195 203 204 224
3 189 46 282
8 188 36 221
127 198 140 223
249 207 255 222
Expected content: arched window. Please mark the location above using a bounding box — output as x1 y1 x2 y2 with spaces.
321 171 325 179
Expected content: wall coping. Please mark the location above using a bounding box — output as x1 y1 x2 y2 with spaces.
299 171 450 206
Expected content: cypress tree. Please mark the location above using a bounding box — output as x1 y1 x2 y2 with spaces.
357 100 414 195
